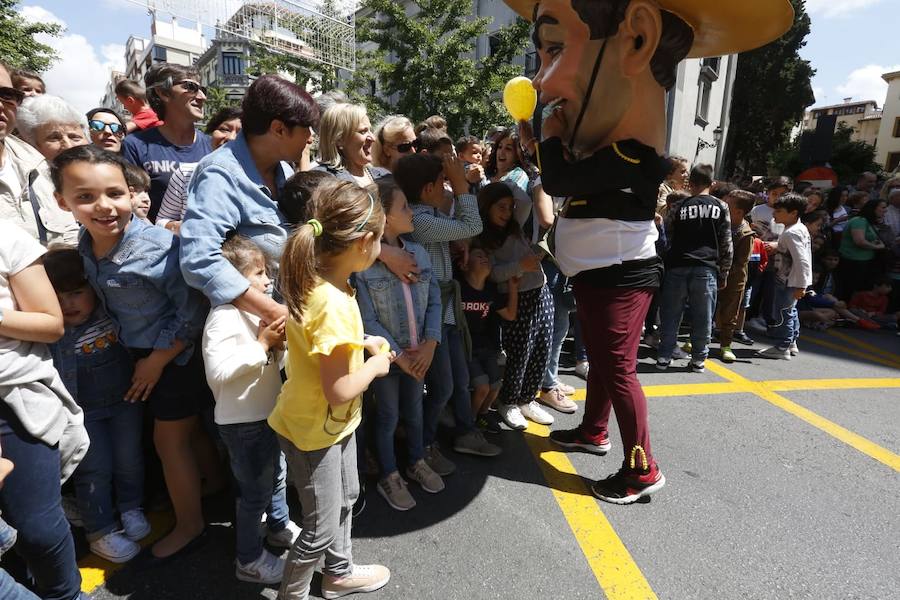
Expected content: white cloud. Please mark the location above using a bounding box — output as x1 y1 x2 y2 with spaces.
835 64 900 106
806 0 885 18
19 5 125 114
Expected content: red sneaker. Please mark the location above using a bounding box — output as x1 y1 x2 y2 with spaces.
549 428 611 455
591 463 666 505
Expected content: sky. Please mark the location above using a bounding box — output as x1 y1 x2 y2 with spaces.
16 0 900 114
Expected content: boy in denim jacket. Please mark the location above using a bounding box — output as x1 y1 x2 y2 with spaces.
45 248 148 564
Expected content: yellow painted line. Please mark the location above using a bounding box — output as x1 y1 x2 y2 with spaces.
704 361 900 472
801 335 900 370
642 382 745 397
80 511 174 593
524 422 658 600
825 329 900 366
765 378 900 392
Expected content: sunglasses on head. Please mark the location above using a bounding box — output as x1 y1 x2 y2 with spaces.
175 80 206 95
0 86 25 108
88 120 125 135
395 139 419 153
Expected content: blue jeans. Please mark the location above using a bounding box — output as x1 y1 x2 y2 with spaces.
767 281 800 350
542 260 573 389
0 569 40 600
74 401 145 540
371 370 425 475
423 325 474 445
658 265 718 362
0 421 81 600
218 420 289 565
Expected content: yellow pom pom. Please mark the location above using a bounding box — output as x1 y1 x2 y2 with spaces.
503 76 537 122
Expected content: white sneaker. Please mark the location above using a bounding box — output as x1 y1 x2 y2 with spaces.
757 345 791 360
520 401 554 425
496 403 527 430
789 341 799 356
266 520 302 549
89 530 140 563
574 360 589 379
671 346 689 360
120 508 151 542
235 549 285 584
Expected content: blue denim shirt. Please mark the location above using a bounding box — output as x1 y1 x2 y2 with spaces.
49 308 134 412
79 217 209 365
0 517 16 557
180 132 292 306
354 240 442 353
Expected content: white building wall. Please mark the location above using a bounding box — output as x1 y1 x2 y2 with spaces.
875 72 900 172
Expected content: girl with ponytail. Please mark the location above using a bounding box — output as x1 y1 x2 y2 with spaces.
267 179 394 599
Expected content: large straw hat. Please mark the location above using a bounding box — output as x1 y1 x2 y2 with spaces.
503 0 794 58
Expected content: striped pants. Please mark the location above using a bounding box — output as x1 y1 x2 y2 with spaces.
498 285 554 406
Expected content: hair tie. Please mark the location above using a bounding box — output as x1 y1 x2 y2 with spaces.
354 193 376 233
307 219 323 237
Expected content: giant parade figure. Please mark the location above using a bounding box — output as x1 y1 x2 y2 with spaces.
503 0 794 503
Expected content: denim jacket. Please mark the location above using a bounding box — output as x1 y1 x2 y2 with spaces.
354 240 442 353
49 308 134 412
0 517 15 558
79 217 209 365
180 132 292 306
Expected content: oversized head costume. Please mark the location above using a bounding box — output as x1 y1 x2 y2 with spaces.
500 0 793 503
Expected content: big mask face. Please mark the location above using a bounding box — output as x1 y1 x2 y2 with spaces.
531 0 634 157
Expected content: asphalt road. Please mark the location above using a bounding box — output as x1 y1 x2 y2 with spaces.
81 327 900 600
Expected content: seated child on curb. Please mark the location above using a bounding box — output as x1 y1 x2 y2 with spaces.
267 179 393 599
355 177 444 512
456 241 519 434
52 144 218 563
757 193 812 360
45 248 149 564
849 278 899 329
201 235 302 584
123 162 152 222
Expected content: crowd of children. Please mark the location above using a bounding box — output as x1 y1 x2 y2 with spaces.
1 58 899 600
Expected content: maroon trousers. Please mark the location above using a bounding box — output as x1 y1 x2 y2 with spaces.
574 284 655 466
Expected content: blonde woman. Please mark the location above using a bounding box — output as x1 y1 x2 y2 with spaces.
372 115 417 173
315 103 389 185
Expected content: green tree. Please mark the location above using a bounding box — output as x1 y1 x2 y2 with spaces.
203 85 239 120
249 45 339 94
0 0 62 73
722 0 815 176
350 0 531 135
770 123 881 183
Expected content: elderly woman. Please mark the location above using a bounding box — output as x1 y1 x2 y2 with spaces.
372 114 417 173
314 102 389 185
86 107 126 153
156 106 243 233
9 94 82 244
122 62 212 222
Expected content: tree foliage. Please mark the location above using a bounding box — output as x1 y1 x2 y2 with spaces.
722 0 815 176
770 123 882 183
0 0 61 73
203 85 240 120
350 0 531 135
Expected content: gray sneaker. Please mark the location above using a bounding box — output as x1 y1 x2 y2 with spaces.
424 444 456 476
377 472 415 511
757 345 791 360
453 430 501 457
405 459 444 493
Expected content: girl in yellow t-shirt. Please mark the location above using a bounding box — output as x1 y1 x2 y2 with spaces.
268 180 394 600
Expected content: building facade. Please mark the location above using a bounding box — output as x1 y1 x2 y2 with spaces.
875 70 900 173
99 71 127 113
123 14 206 84
196 35 253 105
800 99 882 147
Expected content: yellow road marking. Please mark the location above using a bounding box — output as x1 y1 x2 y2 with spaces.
765 378 900 391
524 422 658 600
800 335 900 370
825 329 900 366
704 362 900 472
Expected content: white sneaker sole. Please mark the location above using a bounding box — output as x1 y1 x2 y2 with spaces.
497 410 527 430
235 567 283 585
322 573 391 599
593 474 667 505
90 543 140 564
537 397 578 414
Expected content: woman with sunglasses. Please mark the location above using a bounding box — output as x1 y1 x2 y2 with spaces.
372 115 417 173
156 107 242 234
122 63 212 223
85 108 126 153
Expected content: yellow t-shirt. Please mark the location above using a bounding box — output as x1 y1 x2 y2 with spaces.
268 281 364 451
